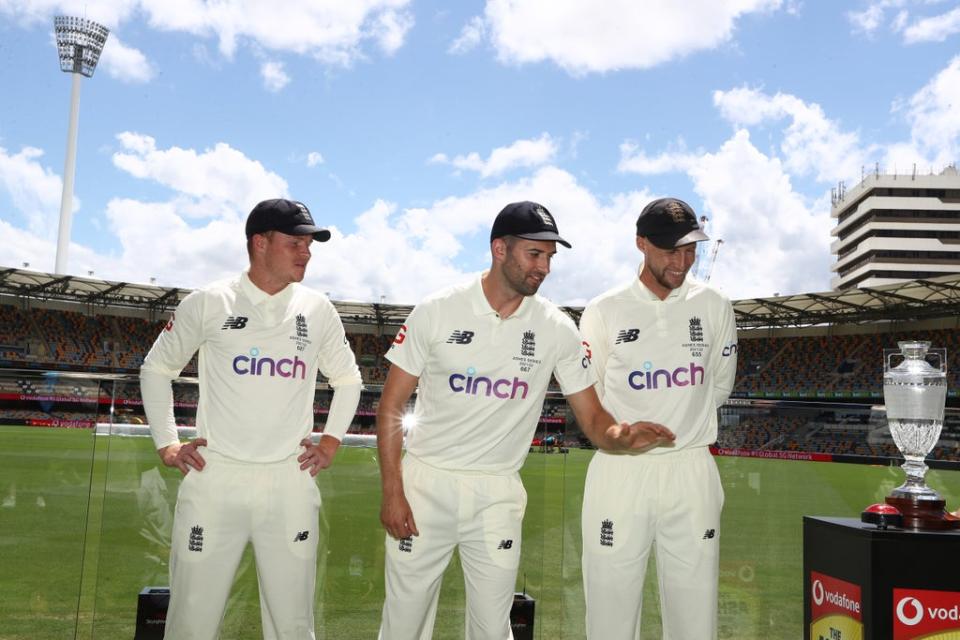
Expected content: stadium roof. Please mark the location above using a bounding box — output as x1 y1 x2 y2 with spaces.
732 274 960 328
2 266 960 330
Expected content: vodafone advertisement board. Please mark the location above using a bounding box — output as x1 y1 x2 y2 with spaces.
893 588 960 640
809 571 863 640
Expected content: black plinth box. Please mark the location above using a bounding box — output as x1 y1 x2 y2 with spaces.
510 592 535 640
803 516 960 639
134 586 169 639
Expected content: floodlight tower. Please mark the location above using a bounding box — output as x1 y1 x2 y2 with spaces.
53 16 109 274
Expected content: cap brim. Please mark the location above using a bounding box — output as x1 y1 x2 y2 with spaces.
514 231 572 249
288 224 331 242
646 229 709 249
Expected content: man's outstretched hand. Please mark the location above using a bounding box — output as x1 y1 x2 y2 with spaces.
604 422 675 452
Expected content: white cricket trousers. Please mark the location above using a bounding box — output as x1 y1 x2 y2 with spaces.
378 455 527 640
581 446 724 640
163 450 321 640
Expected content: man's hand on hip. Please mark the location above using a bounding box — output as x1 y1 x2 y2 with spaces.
159 438 208 475
298 435 339 477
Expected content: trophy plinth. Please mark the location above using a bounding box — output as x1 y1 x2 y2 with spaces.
882 341 960 530
885 495 960 530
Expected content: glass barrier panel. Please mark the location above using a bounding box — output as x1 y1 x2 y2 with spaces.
0 369 100 639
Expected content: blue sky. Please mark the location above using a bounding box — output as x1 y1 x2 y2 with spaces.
1 0 959 305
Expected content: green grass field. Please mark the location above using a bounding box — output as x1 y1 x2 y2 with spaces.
1 426 959 639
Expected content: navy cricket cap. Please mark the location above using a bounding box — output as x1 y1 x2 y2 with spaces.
635 197 709 249
490 201 571 248
245 198 331 242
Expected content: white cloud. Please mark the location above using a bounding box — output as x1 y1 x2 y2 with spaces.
618 141 699 175
687 130 834 298
0 0 140 29
449 16 486 54
709 55 960 177
0 145 66 239
0 218 57 272
847 1 960 43
481 0 782 74
111 132 288 212
618 129 835 298
902 55 960 164
1 0 413 66
0 125 848 302
903 6 960 43
0 133 288 284
370 7 414 55
301 166 648 304
99 34 154 83
430 134 558 178
103 198 243 286
713 87 870 183
307 152 325 167
846 0 908 36
0 125 840 301
848 4 888 35
891 9 909 33
136 0 414 63
260 61 290 92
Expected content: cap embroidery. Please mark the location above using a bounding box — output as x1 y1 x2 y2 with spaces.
534 205 555 228
666 200 688 223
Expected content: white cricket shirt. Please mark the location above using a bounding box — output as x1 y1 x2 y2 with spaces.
141 272 362 462
387 275 595 473
579 275 737 453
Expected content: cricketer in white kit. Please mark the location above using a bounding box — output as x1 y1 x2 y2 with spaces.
579 197 738 640
376 201 675 640
140 199 362 640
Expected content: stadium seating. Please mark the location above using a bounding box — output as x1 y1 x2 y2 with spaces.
3 302 960 460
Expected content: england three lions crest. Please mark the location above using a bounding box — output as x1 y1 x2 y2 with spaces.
513 330 541 373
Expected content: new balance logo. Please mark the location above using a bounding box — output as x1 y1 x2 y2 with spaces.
221 316 248 330
293 531 309 542
398 537 413 553
189 525 204 552
702 529 716 540
497 539 514 550
600 519 614 547
615 329 639 344
446 330 475 344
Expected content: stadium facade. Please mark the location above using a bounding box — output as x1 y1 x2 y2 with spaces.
831 165 960 290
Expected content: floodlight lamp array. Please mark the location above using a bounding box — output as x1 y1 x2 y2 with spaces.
54 16 109 78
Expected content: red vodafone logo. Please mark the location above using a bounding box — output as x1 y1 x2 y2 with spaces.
894 588 960 640
812 578 824 605
895 597 923 626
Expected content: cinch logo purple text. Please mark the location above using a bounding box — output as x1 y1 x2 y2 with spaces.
448 367 529 400
628 361 704 390
232 347 307 379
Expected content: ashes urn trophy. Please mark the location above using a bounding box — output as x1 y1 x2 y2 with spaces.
882 341 959 530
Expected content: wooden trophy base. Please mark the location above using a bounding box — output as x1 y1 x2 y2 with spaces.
886 495 960 530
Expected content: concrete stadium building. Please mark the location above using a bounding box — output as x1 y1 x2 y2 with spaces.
831 165 960 290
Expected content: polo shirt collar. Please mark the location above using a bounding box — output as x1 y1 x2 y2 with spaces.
240 270 294 307
633 266 689 302
469 273 533 320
